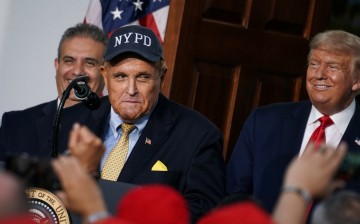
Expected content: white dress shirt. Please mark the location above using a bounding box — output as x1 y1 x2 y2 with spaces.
298 100 355 156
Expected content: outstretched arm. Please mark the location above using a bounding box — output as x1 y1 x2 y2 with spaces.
52 156 109 223
67 123 105 175
272 143 347 224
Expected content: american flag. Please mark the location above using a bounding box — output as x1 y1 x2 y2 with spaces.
145 137 152 145
84 0 170 42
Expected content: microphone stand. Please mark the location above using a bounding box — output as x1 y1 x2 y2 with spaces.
51 75 92 158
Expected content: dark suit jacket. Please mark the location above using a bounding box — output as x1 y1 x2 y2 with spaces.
0 95 226 222
226 100 360 212
0 100 98 160
91 94 226 222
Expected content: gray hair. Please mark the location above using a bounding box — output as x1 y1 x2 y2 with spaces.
158 59 167 77
308 30 360 74
311 191 360 224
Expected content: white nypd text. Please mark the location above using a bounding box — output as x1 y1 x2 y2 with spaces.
114 32 151 47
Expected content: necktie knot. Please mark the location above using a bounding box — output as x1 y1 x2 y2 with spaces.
318 116 333 129
308 115 334 148
121 123 135 134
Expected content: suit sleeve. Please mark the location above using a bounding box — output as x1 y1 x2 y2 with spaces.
226 111 256 195
0 112 9 162
184 127 226 223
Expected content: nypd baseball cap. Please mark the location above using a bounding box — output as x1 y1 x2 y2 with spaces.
104 25 163 62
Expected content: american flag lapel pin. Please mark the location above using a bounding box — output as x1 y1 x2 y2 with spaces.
145 137 152 145
355 138 360 146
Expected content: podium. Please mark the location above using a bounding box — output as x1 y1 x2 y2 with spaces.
70 180 136 223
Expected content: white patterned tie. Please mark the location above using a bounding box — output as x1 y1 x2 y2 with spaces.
101 123 135 181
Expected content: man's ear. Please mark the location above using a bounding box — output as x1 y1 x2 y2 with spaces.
100 65 108 88
54 58 59 70
160 68 167 85
160 76 166 90
352 78 360 92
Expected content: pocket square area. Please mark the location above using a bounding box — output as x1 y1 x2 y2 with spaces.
151 160 168 171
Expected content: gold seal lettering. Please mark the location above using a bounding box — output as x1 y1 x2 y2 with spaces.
26 187 71 224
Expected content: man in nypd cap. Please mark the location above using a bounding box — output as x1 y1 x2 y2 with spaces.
85 25 226 223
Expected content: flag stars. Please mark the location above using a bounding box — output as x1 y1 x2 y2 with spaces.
133 0 144 11
153 0 162 2
111 7 124 20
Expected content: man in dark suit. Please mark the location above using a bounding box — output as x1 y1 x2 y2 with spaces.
85 25 226 223
227 30 360 213
0 23 107 161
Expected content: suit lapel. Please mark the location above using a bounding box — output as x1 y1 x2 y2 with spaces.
85 97 111 138
280 101 312 157
37 98 111 157
342 102 360 152
119 94 172 182
36 100 57 154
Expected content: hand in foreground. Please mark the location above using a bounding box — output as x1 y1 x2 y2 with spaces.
52 156 107 217
68 123 105 174
284 142 347 198
273 143 347 224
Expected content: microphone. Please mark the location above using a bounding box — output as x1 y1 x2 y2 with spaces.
73 76 101 110
74 82 90 100
51 75 101 157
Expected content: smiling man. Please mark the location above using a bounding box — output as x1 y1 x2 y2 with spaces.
55 27 105 108
227 30 360 214
0 23 107 160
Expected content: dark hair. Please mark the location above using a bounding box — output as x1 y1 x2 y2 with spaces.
57 23 107 59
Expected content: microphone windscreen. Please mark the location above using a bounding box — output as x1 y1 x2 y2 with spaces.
74 83 90 100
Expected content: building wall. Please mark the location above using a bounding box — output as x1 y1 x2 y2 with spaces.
0 0 89 122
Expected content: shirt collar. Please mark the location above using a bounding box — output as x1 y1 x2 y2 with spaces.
109 106 153 138
308 99 356 135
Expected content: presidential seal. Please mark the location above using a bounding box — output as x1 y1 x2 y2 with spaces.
26 187 71 224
